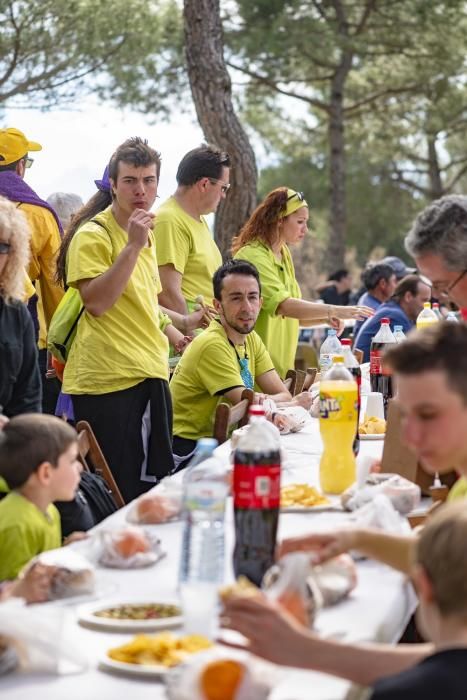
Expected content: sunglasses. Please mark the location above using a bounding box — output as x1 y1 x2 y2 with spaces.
0 242 11 254
208 178 230 194
24 157 34 169
287 191 305 202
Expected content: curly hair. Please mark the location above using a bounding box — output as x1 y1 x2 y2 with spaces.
231 187 289 254
0 196 31 302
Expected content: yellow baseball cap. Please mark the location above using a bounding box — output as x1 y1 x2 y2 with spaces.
0 127 42 166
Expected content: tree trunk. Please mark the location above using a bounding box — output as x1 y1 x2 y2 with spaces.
327 68 349 273
427 136 444 199
183 0 258 258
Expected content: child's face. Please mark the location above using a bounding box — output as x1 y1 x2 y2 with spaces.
50 442 82 501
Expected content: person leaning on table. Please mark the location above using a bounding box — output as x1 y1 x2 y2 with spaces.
170 259 313 470
222 321 467 690
232 187 373 379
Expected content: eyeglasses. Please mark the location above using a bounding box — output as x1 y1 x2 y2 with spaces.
24 157 34 169
208 178 230 194
431 269 467 297
287 191 305 202
0 242 11 254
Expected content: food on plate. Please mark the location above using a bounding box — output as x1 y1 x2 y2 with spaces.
135 493 181 524
219 576 259 601
94 603 181 621
107 632 212 667
280 483 330 508
359 416 386 435
200 658 246 700
112 527 151 558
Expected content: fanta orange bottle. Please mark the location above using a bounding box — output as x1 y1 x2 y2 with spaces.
319 355 358 494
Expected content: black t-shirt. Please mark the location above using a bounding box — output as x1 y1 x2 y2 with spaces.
370 648 467 699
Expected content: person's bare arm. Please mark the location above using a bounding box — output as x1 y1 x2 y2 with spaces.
256 369 292 403
158 264 188 314
221 595 431 687
160 305 209 335
279 528 415 575
277 298 373 324
78 209 152 317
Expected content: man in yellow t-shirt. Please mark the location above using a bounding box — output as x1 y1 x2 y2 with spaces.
63 137 174 502
155 144 228 314
170 260 295 469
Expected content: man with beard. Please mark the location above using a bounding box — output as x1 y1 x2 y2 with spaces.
170 259 305 468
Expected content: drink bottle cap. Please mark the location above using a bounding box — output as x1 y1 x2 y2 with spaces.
327 329 337 336
332 354 344 363
380 317 390 324
433 303 439 308
394 325 403 332
340 338 351 346
423 302 431 309
249 405 265 416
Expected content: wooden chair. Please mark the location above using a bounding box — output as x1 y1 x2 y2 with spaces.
76 420 126 508
302 367 318 391
213 388 254 445
294 342 318 372
353 348 364 364
284 369 297 395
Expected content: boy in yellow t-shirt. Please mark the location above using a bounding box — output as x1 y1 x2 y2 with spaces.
0 414 84 581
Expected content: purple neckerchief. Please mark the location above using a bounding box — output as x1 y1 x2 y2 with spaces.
0 171 63 234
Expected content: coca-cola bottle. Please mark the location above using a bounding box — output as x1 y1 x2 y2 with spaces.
370 318 396 417
341 339 361 456
233 405 281 586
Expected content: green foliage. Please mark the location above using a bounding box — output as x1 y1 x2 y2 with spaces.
0 0 185 114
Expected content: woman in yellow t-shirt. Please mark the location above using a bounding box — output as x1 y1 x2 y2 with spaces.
232 188 373 379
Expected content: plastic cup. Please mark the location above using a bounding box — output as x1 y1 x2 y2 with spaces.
365 392 385 420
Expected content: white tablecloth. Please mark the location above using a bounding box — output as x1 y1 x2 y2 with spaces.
2 417 417 700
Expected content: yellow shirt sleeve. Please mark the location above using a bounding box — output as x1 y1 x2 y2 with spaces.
20 203 64 327
159 309 172 331
155 213 190 275
66 223 113 286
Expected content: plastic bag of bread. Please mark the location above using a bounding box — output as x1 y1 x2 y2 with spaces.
263 398 306 435
261 553 322 627
0 598 87 674
165 647 281 700
23 549 95 600
262 552 357 621
98 525 166 568
310 553 358 606
341 473 421 515
126 483 183 525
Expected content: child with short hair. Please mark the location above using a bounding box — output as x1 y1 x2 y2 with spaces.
370 501 467 699
0 414 83 581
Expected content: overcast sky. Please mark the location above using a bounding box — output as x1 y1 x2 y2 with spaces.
4 97 204 206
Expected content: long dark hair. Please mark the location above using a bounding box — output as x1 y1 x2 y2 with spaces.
55 189 111 287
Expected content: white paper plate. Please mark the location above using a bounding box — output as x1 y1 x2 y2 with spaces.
281 503 343 513
359 433 385 441
99 655 170 677
78 599 183 631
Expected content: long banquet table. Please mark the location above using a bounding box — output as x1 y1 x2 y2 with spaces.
2 415 417 700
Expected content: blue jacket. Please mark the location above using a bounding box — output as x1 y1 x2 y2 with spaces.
354 300 413 362
353 292 382 339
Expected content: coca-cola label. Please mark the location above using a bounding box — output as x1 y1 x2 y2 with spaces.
370 350 391 376
233 464 281 508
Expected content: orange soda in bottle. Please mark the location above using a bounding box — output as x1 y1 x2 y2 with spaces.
319 355 358 494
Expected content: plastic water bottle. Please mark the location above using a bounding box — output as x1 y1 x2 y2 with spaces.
393 325 407 343
416 302 438 330
181 437 218 481
446 312 459 323
319 329 342 373
179 442 228 636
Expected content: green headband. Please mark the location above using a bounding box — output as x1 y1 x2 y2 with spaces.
284 189 309 217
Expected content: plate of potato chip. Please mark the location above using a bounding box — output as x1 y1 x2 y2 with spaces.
99 632 213 677
280 483 340 512
359 416 386 439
